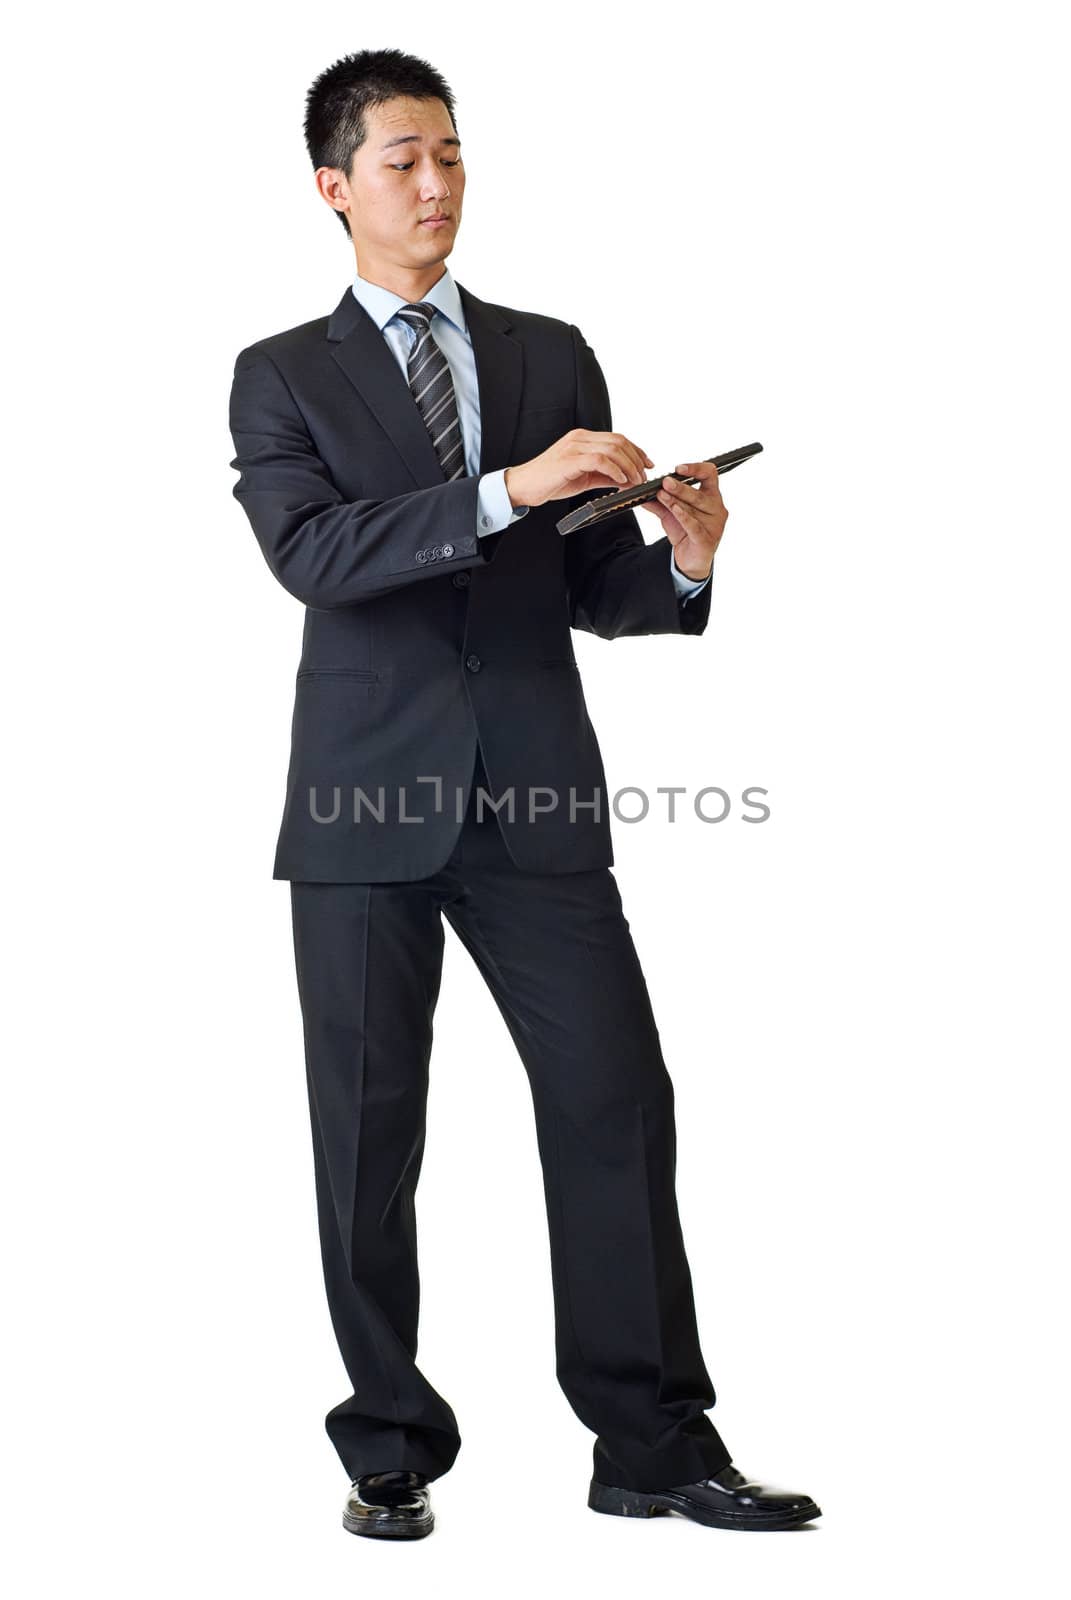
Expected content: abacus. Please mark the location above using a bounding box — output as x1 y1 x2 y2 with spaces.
556 441 763 536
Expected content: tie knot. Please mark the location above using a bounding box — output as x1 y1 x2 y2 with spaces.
396 300 437 330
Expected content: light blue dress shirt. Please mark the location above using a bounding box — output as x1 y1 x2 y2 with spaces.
350 266 711 599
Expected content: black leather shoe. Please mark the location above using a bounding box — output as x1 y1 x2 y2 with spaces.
588 1462 821 1530
342 1470 434 1539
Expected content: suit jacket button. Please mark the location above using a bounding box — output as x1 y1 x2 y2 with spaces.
442 542 455 557
415 549 427 564
452 571 470 588
465 653 482 672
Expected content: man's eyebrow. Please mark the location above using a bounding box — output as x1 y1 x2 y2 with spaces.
379 134 462 151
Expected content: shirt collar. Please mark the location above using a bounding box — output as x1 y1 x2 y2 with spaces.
350 263 466 336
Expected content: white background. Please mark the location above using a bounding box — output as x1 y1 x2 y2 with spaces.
4 2 1067 1595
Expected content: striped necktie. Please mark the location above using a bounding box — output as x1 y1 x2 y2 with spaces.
394 300 466 481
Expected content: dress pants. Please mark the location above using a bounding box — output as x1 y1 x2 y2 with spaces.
288 744 733 1492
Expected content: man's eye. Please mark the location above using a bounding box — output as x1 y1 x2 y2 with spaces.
390 159 461 171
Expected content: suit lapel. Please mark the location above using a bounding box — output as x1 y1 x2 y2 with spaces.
326 279 524 490
457 281 524 478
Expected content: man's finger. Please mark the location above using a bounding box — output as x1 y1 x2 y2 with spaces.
611 436 650 483
668 461 724 509
576 437 645 486
591 432 650 483
661 472 705 511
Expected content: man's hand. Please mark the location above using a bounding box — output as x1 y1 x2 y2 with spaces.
636 460 728 583
505 428 654 508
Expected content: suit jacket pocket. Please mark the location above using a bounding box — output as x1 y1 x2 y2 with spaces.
296 667 382 682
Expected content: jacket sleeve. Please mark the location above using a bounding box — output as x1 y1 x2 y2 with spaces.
563 324 711 639
228 348 504 608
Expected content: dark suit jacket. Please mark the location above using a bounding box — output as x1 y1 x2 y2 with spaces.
227 280 712 881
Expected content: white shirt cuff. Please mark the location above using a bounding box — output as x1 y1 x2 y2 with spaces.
477 469 530 536
670 546 712 598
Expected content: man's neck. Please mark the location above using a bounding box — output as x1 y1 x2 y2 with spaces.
353 252 449 302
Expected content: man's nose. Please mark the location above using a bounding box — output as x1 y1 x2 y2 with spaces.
422 165 453 199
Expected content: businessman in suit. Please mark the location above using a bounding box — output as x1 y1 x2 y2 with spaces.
228 47 820 1540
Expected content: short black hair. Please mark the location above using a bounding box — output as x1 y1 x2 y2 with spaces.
304 47 459 238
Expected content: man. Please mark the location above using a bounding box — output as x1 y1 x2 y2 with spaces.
228 47 820 1540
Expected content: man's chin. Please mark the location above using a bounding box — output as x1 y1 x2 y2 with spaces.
419 238 456 265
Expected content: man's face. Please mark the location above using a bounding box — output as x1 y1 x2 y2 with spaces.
342 95 464 269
